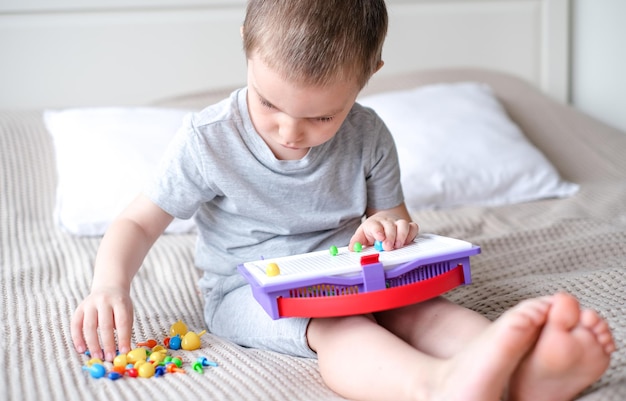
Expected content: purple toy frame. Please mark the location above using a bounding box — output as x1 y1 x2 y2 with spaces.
239 246 480 319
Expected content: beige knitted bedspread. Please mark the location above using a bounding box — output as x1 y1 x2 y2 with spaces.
2 70 626 400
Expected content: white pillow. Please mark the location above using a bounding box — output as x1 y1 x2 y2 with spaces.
358 82 579 211
45 107 196 236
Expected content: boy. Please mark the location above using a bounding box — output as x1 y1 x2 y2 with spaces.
71 1 615 400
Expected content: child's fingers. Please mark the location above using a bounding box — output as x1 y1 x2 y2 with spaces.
70 306 87 354
82 305 103 360
394 221 420 248
392 220 410 248
369 218 398 250
350 219 399 251
114 304 133 355
407 221 419 244
98 306 117 362
349 226 369 251
351 214 419 252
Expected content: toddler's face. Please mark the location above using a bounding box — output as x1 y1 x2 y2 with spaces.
246 56 360 160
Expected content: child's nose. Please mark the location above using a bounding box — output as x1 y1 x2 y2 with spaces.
278 118 303 143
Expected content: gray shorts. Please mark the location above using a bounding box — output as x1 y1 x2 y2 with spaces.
203 279 317 359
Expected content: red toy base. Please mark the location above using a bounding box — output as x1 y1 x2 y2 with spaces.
277 263 466 318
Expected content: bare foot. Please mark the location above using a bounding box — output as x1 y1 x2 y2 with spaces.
508 293 616 401
432 296 553 401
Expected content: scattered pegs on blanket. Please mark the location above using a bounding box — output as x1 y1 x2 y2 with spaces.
192 356 219 373
182 330 207 350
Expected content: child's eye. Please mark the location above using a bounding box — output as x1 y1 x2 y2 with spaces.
317 116 334 123
259 98 274 109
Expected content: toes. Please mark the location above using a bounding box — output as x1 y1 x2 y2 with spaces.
580 309 616 354
507 297 552 329
547 293 580 330
580 308 601 328
595 326 616 354
599 335 616 354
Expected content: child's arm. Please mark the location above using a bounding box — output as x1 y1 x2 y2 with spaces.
349 202 419 252
70 194 174 362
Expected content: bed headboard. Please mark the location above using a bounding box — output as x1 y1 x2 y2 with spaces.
0 0 569 109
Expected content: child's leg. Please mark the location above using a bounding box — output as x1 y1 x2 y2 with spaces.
509 293 615 401
307 296 553 401
373 296 492 358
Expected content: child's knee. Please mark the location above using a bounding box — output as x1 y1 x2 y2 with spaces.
307 314 376 350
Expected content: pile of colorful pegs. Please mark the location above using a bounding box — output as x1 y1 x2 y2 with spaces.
81 320 218 380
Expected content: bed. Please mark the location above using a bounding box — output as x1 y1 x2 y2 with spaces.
2 66 626 401
2 1 626 400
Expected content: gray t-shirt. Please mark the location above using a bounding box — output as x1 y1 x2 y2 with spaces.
145 88 404 293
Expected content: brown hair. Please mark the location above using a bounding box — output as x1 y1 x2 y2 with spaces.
242 0 388 88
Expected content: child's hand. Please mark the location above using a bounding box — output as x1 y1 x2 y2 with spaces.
349 205 419 251
69 196 172 361
71 287 133 362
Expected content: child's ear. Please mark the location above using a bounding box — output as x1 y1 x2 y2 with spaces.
240 26 244 38
375 60 384 73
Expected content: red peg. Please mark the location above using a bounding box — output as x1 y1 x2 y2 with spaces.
137 339 158 348
166 364 186 374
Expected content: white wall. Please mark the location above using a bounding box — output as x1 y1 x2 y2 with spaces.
571 0 626 133
0 0 569 109
0 1 249 109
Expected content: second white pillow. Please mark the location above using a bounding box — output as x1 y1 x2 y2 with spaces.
359 82 579 211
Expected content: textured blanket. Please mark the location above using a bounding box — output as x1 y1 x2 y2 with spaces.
2 69 626 400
